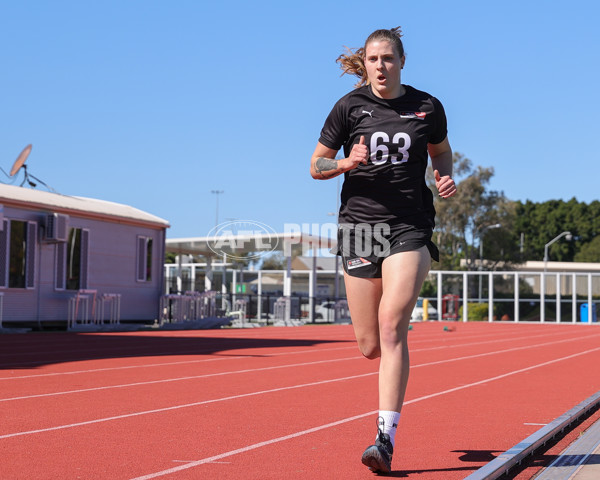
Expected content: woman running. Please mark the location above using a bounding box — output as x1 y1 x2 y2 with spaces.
310 27 456 473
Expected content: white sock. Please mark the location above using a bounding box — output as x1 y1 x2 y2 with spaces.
377 411 401 447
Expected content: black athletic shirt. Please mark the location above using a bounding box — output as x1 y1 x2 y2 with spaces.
319 84 447 228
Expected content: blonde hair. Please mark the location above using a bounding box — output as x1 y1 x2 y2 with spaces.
336 27 404 87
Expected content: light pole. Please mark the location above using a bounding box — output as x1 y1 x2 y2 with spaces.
541 231 572 323
478 223 501 302
543 231 572 272
211 190 224 227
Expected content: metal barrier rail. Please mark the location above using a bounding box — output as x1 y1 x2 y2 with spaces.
464 390 600 480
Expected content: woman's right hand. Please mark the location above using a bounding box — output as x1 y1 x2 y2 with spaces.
343 135 369 170
310 137 368 180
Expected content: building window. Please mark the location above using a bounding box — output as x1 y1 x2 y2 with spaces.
137 236 153 282
0 219 36 289
56 228 89 290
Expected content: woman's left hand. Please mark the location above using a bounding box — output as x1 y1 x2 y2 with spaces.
434 170 457 198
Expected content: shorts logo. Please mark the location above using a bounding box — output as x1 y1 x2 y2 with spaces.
347 257 372 270
400 112 426 119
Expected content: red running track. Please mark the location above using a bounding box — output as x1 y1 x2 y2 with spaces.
1 322 599 479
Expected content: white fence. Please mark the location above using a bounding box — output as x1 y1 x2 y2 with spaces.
428 270 599 323
164 263 600 324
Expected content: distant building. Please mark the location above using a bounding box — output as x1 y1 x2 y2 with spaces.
291 256 339 271
516 261 600 295
0 184 169 327
461 259 600 295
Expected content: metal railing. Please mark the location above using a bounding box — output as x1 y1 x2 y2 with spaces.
163 267 600 324
427 270 599 323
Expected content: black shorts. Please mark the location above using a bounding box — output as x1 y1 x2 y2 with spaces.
336 223 439 279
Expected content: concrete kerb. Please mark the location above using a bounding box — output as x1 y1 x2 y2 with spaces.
534 415 600 480
464 390 600 480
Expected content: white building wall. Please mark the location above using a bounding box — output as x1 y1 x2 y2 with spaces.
1 202 166 324
2 204 43 322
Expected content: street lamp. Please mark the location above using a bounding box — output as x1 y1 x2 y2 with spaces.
541 231 572 323
478 223 501 302
543 231 572 271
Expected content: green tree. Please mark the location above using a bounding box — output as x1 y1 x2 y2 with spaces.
427 153 516 270
514 198 600 262
480 198 521 269
574 236 600 262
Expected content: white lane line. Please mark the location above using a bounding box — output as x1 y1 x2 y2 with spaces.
2 332 596 402
0 346 357 381
2 343 600 443
411 330 583 352
129 411 379 480
0 329 583 381
411 334 599 369
0 331 356 362
0 323 580 357
0 371 376 440
0 356 362 402
0 356 249 381
0 327 544 360
0 328 357 357
406 347 600 404
128 346 600 480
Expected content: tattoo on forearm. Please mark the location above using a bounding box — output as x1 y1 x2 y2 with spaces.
314 157 339 178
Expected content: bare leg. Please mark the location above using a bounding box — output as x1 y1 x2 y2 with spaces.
343 272 382 359
378 246 431 412
355 247 431 473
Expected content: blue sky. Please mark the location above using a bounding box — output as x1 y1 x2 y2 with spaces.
1 0 598 239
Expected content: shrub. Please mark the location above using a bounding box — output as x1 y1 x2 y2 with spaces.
458 302 498 321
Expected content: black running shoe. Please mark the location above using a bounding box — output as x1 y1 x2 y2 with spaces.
361 418 394 473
